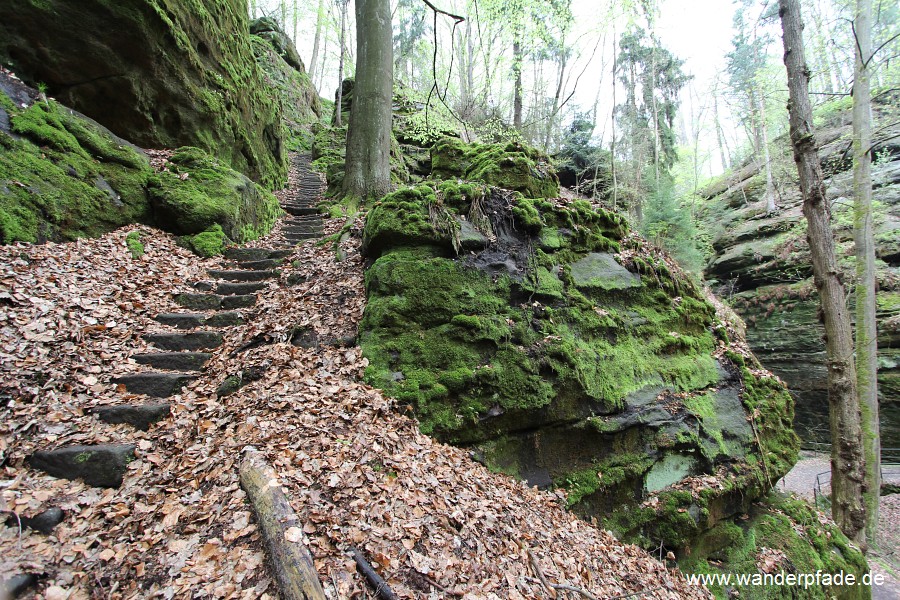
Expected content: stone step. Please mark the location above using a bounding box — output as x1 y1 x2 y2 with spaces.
91 403 170 431
113 372 196 397
283 222 323 231
223 247 293 262
29 443 136 488
282 205 320 216
207 269 278 282
285 233 319 242
225 258 282 270
144 331 223 351
216 281 267 295
175 293 257 310
5 507 65 534
133 351 211 371
154 311 244 329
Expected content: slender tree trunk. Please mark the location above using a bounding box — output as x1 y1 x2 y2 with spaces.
853 0 880 543
611 24 618 210
335 0 348 127
713 88 729 171
513 38 523 130
779 0 867 546
309 0 325 83
281 1 287 30
760 91 776 212
344 0 393 199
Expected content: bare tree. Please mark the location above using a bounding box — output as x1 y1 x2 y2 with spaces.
778 0 867 545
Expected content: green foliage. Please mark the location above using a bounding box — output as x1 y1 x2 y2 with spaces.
393 85 459 146
640 175 705 272
125 230 144 258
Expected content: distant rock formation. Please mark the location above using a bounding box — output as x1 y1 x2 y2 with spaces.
702 104 899 445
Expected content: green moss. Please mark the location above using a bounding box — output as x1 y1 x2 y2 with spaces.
362 184 455 258
148 146 281 242
430 138 560 199
125 230 144 258
681 493 869 600
0 98 152 244
186 223 227 257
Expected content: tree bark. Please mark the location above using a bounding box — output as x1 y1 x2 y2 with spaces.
778 0 867 546
240 449 327 600
759 91 776 213
513 39 523 130
309 0 325 83
334 0 348 128
853 0 880 543
343 0 393 199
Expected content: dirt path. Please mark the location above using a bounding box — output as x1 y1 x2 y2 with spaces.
779 452 900 599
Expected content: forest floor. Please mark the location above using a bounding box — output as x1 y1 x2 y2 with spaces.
0 162 710 599
779 452 900 599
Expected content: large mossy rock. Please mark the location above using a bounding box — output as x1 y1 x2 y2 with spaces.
702 106 900 445
249 17 321 151
0 0 286 188
148 146 281 243
431 137 560 199
0 73 151 243
360 183 800 551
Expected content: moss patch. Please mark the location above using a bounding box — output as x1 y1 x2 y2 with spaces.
148 146 281 243
125 230 144 258
185 223 227 257
431 138 560 199
0 95 152 243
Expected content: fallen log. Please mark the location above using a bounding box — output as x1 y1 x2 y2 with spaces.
351 547 398 600
240 448 326 600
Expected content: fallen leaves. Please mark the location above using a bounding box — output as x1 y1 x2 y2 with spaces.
0 183 712 599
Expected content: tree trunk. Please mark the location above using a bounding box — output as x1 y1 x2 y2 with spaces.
240 449 327 600
343 0 393 199
713 84 729 171
513 39 523 130
759 91 776 213
853 0 880 543
778 0 867 546
309 0 325 83
335 0 348 128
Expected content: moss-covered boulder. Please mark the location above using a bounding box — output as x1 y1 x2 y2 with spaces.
362 182 797 538
702 103 900 446
148 147 281 244
0 0 286 188
0 73 151 243
250 18 321 151
431 138 560 198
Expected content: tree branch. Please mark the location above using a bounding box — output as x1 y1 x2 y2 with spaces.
421 0 465 23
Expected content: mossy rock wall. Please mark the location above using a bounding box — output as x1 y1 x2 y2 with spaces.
0 74 152 243
0 0 286 188
249 18 321 152
359 183 802 554
702 109 900 446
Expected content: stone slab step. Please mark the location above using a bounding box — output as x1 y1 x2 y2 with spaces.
223 247 293 262
285 233 319 242
113 372 196 397
282 206 320 216
207 269 278 282
225 258 283 270
144 331 223 351
216 282 267 295
282 224 323 233
133 351 211 371
5 507 65 534
175 293 256 310
92 403 170 431
154 311 244 329
29 444 136 488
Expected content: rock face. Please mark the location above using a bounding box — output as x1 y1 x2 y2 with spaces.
250 17 321 151
0 0 286 188
359 179 800 556
703 108 900 445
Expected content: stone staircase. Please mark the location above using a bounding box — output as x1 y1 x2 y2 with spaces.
23 155 326 506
